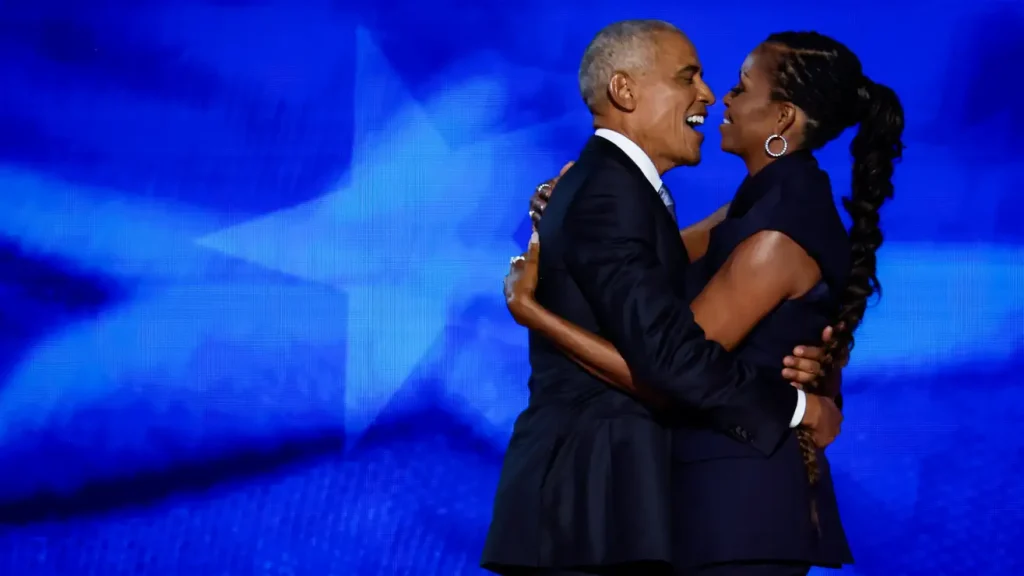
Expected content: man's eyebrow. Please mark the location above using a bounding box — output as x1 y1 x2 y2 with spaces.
677 64 701 76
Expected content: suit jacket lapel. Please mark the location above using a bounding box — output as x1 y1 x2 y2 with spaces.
580 136 677 227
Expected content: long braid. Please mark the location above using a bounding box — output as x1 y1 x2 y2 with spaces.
764 31 905 529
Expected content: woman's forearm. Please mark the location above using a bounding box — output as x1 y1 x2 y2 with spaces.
570 356 670 408
516 300 640 394
680 202 729 261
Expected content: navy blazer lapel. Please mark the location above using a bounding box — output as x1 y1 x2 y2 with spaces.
579 136 677 229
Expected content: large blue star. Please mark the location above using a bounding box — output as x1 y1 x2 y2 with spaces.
197 29 576 442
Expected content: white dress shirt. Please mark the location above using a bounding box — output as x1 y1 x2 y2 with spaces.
594 129 807 428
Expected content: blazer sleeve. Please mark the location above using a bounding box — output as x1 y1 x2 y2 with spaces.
563 169 797 454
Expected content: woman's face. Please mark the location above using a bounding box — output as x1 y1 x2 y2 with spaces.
720 45 785 159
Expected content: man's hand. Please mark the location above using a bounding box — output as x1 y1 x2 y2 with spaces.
781 324 840 388
801 393 843 448
529 161 574 228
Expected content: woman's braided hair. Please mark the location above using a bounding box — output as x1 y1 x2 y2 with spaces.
763 31 904 527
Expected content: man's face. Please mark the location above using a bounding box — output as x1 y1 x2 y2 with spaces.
632 32 715 170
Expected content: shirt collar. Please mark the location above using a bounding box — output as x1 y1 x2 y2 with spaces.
594 128 663 191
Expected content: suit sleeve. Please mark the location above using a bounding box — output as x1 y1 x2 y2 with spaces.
563 171 797 454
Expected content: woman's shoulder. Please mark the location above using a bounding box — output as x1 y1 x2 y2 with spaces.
711 155 850 286
776 168 842 230
763 158 850 289
727 182 843 244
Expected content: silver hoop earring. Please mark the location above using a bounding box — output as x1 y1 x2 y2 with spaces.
764 134 788 158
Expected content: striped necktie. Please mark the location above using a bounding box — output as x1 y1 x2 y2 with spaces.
658 184 677 223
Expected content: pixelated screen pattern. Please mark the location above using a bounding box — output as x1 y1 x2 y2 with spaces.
0 1 1022 575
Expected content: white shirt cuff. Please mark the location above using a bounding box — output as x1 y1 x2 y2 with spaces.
789 388 807 428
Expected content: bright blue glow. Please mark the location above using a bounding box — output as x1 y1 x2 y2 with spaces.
0 1 1021 575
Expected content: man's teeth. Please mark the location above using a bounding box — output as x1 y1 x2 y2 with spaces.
685 115 705 126
722 118 732 124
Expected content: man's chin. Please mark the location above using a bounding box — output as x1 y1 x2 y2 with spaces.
676 150 702 167
676 133 704 167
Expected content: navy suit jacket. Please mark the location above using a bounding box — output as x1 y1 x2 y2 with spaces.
550 136 798 447
481 135 800 571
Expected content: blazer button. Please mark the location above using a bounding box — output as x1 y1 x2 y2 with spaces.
733 426 749 441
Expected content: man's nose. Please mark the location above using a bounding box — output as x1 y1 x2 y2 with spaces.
700 83 716 106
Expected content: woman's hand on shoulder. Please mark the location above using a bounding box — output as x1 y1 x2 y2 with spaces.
529 162 574 228
504 232 541 326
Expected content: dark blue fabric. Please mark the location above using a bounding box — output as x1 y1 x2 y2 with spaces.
672 151 854 570
482 137 798 573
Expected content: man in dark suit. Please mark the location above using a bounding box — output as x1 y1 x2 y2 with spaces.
481 20 842 576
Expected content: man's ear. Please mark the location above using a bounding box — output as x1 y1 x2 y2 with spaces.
607 72 638 112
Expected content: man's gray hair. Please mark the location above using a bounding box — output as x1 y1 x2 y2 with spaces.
579 20 681 111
